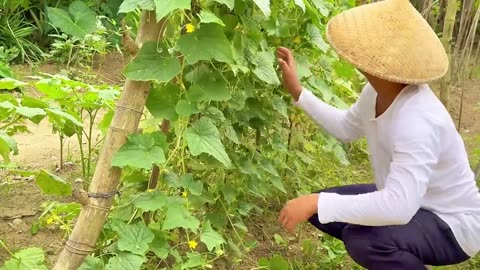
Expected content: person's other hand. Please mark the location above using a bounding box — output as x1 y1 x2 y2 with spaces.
278 193 319 233
277 47 302 101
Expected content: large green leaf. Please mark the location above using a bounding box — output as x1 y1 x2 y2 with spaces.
249 51 280 85
0 78 26 90
253 0 271 17
199 10 225 26
110 220 154 255
35 78 69 100
15 107 46 119
146 83 181 121
272 96 288 119
182 252 206 269
186 70 231 102
1 247 47 270
78 256 104 270
184 118 231 167
149 232 170 259
212 0 235 9
112 132 167 169
35 170 72 196
162 201 200 231
200 220 225 251
47 1 97 39
269 255 289 270
124 42 181 82
178 174 203 196
0 132 18 164
118 0 154 13
133 190 167 211
177 24 233 65
307 24 329 53
154 0 191 22
105 252 145 270
175 100 199 117
294 0 306 12
46 108 83 127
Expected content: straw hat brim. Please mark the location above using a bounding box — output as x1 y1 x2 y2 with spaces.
325 0 449 84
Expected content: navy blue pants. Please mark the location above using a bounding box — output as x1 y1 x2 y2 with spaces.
308 184 470 269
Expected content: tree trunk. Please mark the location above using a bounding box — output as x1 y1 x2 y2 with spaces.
439 0 458 109
53 11 166 270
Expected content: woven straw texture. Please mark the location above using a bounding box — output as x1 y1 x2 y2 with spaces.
326 0 449 84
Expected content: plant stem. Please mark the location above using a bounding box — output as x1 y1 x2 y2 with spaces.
76 131 86 179
0 116 22 130
86 110 98 180
0 239 14 257
59 134 64 170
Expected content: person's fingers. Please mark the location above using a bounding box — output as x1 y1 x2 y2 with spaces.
285 219 296 233
277 47 294 66
280 212 289 226
285 50 294 67
277 47 290 56
278 59 289 72
276 49 287 60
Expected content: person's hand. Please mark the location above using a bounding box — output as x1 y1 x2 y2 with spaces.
278 193 319 233
277 47 302 101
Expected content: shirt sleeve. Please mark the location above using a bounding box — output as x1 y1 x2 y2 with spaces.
316 111 440 226
294 86 370 142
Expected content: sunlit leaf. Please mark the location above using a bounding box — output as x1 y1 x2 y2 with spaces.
154 0 191 22
269 255 289 270
272 96 288 119
182 252 205 269
118 0 154 13
146 83 181 120
177 24 233 64
176 100 199 117
133 190 167 211
248 50 280 85
307 24 329 53
185 118 231 167
109 220 154 255
199 10 225 26
162 201 200 231
105 252 145 270
186 69 231 102
35 170 72 196
1 247 47 270
0 131 18 163
78 256 104 270
15 107 46 119
0 78 26 90
294 0 306 12
253 0 271 17
47 1 97 39
112 132 167 169
200 220 225 251
124 42 181 82
212 0 235 10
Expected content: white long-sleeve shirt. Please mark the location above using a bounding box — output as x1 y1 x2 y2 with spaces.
295 83 480 257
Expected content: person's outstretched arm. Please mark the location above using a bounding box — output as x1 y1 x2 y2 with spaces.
277 47 365 142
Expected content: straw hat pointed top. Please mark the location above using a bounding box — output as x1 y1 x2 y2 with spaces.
326 0 448 84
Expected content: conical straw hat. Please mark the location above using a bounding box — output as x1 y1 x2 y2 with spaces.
326 0 449 84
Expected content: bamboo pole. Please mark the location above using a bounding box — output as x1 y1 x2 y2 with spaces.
53 11 166 270
439 0 458 109
456 6 480 131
